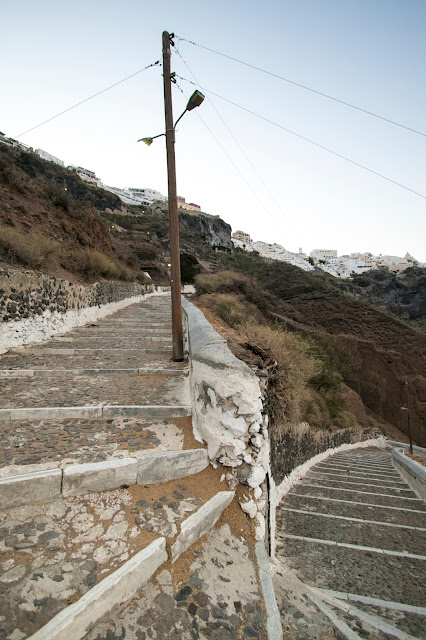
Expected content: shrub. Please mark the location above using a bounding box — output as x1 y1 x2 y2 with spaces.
72 249 132 281
244 324 321 427
334 410 357 429
213 294 247 327
0 224 60 269
194 270 251 294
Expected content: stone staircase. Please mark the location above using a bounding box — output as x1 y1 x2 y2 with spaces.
0 294 269 640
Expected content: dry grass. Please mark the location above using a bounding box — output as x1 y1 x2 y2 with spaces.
71 249 133 281
194 271 251 294
244 323 320 427
0 223 60 269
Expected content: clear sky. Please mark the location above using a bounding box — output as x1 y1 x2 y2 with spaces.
1 0 425 260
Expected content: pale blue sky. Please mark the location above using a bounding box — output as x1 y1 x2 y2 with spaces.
1 0 425 259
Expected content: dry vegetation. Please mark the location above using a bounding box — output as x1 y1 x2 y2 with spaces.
194 271 371 434
0 222 134 282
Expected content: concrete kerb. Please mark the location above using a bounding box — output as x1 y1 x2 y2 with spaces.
269 437 388 558
27 538 168 640
392 447 426 503
0 449 210 507
171 490 234 562
0 404 192 422
255 542 283 640
386 440 426 454
0 468 62 510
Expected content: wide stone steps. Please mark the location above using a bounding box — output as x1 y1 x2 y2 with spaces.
0 294 240 639
0 352 186 372
0 469 232 640
275 447 426 638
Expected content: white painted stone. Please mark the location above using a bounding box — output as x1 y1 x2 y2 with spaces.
28 538 167 640
62 459 138 497
254 487 263 500
240 499 257 518
255 513 266 541
249 423 261 434
0 469 62 510
171 492 234 562
137 449 208 484
247 465 266 489
220 412 248 438
250 434 263 449
0 294 149 355
257 500 267 513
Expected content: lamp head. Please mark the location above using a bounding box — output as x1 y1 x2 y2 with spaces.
138 137 153 146
186 90 205 111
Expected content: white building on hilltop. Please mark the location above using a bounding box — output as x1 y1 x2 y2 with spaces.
128 188 167 203
68 165 102 187
35 149 64 167
310 249 338 261
232 230 251 244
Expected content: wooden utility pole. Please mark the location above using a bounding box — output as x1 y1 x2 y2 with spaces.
162 31 184 361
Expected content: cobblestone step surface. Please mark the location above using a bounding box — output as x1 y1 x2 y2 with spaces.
278 508 426 555
284 492 426 528
0 373 188 409
295 478 424 508
0 353 185 371
276 448 426 638
0 467 225 640
82 525 267 640
0 417 195 471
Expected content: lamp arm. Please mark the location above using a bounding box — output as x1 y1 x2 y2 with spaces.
173 108 188 129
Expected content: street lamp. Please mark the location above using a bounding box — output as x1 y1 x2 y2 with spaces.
137 90 205 145
138 34 204 362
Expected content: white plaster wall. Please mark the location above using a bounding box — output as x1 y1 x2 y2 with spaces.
0 291 163 354
182 297 270 540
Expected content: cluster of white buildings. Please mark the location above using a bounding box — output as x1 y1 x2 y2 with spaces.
231 231 424 278
313 251 423 278
231 231 315 272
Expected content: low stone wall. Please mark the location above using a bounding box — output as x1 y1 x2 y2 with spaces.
0 268 154 353
270 424 382 486
182 297 269 540
269 435 388 557
392 447 426 502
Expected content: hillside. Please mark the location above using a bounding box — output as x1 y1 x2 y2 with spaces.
0 144 230 285
1 143 424 446
201 253 426 446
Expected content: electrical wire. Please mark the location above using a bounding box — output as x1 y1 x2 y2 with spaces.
174 83 285 228
174 49 298 234
175 36 426 138
16 60 161 138
175 74 426 200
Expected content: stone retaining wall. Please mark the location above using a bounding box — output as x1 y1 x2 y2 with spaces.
270 424 382 486
392 447 426 502
182 296 269 540
0 268 154 353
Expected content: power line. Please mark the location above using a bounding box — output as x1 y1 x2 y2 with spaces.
176 74 426 200
16 60 161 138
175 36 426 139
174 83 285 228
173 48 298 234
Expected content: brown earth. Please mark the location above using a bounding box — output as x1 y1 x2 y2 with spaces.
216 255 426 446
